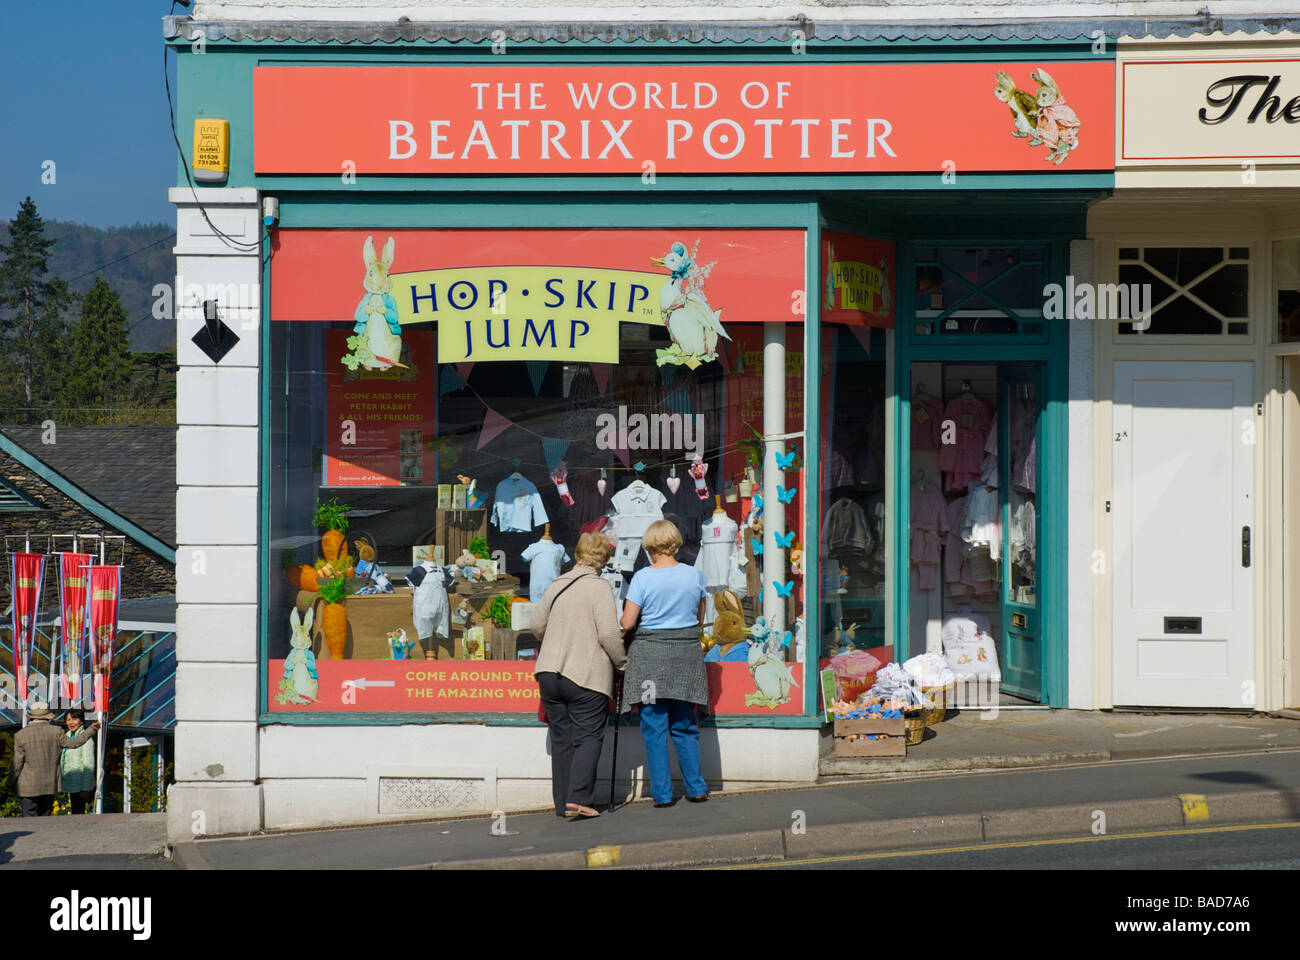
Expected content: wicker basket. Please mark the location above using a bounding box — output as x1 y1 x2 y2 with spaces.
921 681 957 727
903 708 928 746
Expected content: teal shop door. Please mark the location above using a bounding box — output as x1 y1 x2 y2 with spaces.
997 363 1043 702
906 360 1045 703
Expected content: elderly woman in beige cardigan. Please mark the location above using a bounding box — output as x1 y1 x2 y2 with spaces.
532 533 627 819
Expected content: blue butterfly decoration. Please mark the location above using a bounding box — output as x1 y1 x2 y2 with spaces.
752 494 764 514
776 485 797 504
780 631 792 648
775 448 799 471
633 460 646 473
752 539 764 556
774 531 794 549
772 580 794 598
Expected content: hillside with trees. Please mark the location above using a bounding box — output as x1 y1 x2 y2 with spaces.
0 198 176 425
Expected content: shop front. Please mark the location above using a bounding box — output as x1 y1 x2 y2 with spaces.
1084 31 1300 712
166 25 1117 835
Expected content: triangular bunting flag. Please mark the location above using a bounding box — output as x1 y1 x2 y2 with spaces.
665 386 694 418
525 360 549 395
476 408 512 449
455 362 475 383
614 445 630 468
439 366 465 395
541 437 570 471
590 363 612 396
848 324 874 355
659 364 677 393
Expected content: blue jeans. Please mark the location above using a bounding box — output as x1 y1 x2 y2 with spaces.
638 699 708 803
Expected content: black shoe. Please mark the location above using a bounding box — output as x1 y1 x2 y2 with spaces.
686 794 709 803
653 799 677 808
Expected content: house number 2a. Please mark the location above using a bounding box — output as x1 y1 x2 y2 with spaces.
1114 430 1128 441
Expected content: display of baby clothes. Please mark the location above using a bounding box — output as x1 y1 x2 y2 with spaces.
943 495 976 602
520 538 571 603
824 497 873 560
909 479 948 590
979 421 999 488
610 479 667 571
911 395 945 450
491 472 549 533
1008 493 1037 569
695 512 739 587
1010 398 1038 494
936 392 993 493
961 483 1001 562
407 561 451 644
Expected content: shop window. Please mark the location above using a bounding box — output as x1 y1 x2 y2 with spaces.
265 227 811 719
912 246 1047 338
820 327 888 664
1275 238 1300 343
1116 246 1250 336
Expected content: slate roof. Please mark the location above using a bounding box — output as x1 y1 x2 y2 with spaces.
163 13 1300 44
0 426 176 549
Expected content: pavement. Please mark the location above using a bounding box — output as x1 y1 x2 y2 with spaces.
0 813 170 870
2 710 1298 869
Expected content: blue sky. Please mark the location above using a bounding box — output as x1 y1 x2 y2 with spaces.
0 2 177 229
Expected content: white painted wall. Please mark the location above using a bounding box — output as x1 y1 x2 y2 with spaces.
190 0 1291 24
1068 239 1096 709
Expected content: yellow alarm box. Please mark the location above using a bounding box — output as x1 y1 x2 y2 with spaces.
192 118 229 182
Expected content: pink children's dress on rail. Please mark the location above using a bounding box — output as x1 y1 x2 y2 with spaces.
910 480 948 590
937 393 993 493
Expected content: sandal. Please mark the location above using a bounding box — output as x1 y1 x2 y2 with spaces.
565 803 601 819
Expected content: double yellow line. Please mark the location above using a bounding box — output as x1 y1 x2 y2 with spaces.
710 821 1300 869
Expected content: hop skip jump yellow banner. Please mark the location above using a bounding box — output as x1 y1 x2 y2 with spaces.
393 265 665 364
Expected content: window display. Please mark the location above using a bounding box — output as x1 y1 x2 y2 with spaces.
265 226 813 716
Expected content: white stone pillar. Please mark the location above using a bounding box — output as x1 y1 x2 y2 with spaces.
167 187 265 841
762 323 786 633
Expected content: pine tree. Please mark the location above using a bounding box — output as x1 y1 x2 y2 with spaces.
65 276 132 409
0 197 69 411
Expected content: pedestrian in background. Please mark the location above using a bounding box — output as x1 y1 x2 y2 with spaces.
532 532 627 820
10 703 98 817
60 709 97 814
619 519 710 807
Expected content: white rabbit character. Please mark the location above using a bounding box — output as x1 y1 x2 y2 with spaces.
284 606 319 704
1030 69 1081 165
353 235 404 370
745 635 799 708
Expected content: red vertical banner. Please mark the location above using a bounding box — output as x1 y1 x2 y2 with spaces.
8 553 45 703
58 553 91 701
85 566 121 713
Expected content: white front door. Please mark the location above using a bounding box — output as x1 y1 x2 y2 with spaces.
1112 361 1254 707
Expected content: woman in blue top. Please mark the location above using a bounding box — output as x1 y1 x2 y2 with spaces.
619 519 710 807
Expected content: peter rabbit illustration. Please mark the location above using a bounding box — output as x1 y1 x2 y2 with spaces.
710 589 749 658
353 235 405 370
1030 69 1080 164
283 606 319 704
993 70 1040 141
745 635 798 709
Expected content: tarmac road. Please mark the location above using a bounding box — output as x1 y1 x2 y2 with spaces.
187 748 1300 869
720 821 1300 870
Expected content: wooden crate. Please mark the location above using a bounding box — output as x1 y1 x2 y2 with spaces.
832 716 906 758
436 508 488 562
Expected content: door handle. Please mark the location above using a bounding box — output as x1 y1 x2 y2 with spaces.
1242 526 1251 568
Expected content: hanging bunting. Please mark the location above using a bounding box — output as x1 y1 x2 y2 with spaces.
665 385 695 418
439 366 465 395
476 407 513 449
8 552 45 704
848 324 874 355
659 364 677 392
524 360 549 395
85 564 122 713
541 436 571 472
58 552 92 702
614 444 631 468
590 362 612 397
455 362 475 383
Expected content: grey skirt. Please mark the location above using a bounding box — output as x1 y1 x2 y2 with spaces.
620 626 709 712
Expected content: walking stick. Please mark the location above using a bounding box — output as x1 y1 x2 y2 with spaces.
608 676 623 812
